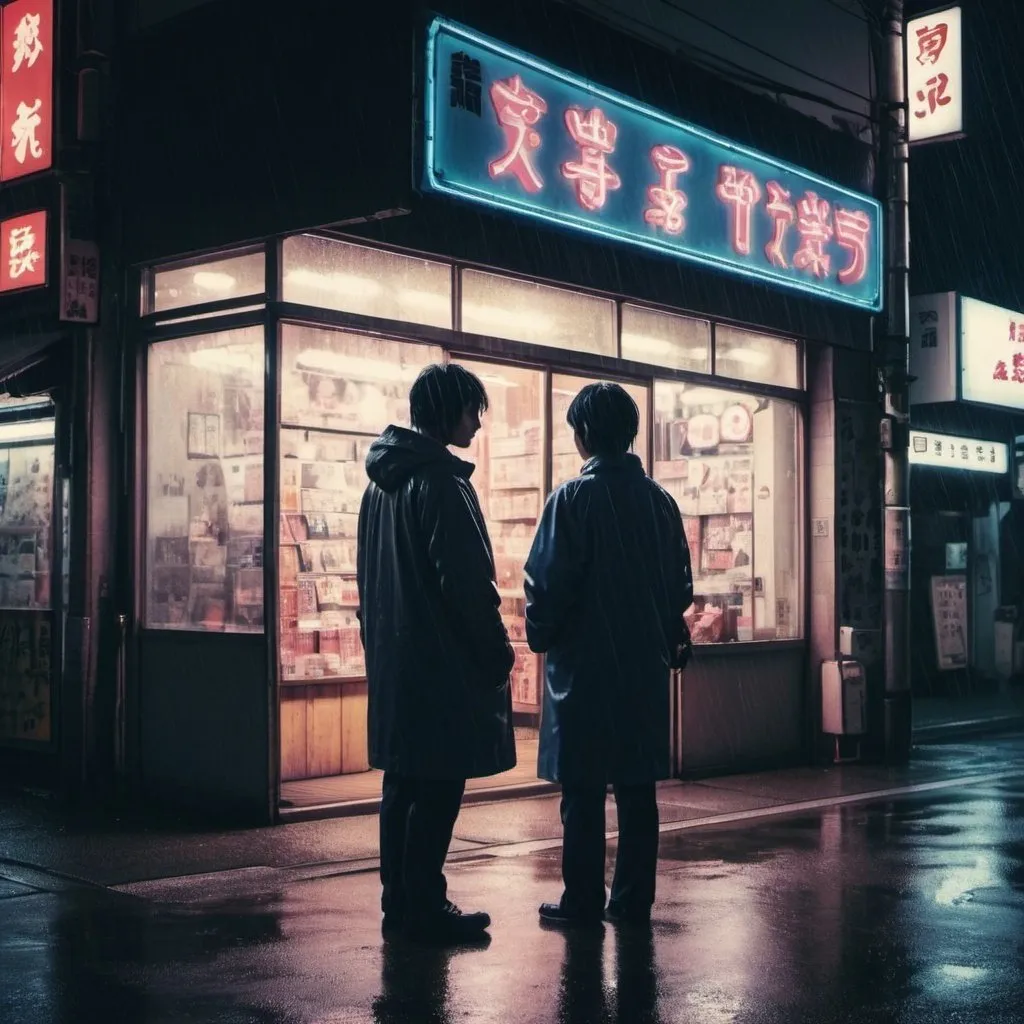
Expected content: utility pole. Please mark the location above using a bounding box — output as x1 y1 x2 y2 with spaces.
877 0 913 761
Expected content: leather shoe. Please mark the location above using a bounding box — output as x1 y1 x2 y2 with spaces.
539 901 604 927
405 900 491 942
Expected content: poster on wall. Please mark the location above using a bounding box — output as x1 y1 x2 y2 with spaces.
0 610 51 743
930 574 968 670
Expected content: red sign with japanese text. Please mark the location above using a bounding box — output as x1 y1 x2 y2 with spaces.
0 0 53 181
0 208 47 291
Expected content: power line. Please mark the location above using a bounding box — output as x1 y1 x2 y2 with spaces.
567 0 878 124
655 0 875 103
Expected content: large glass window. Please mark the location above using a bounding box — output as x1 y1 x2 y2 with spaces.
278 325 442 684
461 270 617 357
148 250 266 314
551 375 650 490
621 304 711 373
460 360 545 716
282 235 452 329
0 406 55 744
145 328 265 631
654 382 802 643
715 325 801 389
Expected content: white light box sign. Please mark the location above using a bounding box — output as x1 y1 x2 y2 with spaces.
909 430 1008 474
907 7 963 144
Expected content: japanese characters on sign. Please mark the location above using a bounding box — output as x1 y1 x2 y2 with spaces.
0 208 46 292
0 0 53 181
425 18 883 312
908 292 957 404
60 239 100 322
961 296 1024 410
908 429 1008 475
907 6 963 144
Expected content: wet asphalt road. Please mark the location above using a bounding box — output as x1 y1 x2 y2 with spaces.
3 751 1024 1022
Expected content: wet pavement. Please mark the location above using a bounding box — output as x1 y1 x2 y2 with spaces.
2 735 1024 1022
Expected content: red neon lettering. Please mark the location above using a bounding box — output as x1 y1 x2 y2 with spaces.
834 207 872 285
488 75 548 193
715 165 762 256
763 182 795 268
643 144 690 235
561 107 621 212
793 192 833 280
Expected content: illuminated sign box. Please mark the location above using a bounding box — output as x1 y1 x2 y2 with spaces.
909 429 1008 475
909 293 1024 411
907 6 963 145
424 17 883 312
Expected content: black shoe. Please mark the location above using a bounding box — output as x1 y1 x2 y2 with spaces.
539 901 605 928
405 900 491 942
605 900 652 926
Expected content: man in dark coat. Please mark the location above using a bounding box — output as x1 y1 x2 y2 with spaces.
524 382 693 927
357 363 516 942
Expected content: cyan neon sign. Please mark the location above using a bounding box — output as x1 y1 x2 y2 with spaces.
424 17 883 312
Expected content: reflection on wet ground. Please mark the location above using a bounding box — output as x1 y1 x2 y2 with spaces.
2 757 1024 1022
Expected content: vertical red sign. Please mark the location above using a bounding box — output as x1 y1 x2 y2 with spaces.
0 0 53 181
0 208 47 291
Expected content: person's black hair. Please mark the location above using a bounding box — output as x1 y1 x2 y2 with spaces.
566 381 639 457
409 363 489 441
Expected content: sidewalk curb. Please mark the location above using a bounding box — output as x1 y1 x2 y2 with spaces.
912 714 1024 744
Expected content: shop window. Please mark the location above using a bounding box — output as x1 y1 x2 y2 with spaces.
147 250 266 314
551 374 650 490
0 406 55 743
654 382 802 643
621 304 711 373
282 235 452 329
461 269 616 357
460 360 545 718
715 325 801 389
278 325 442 685
145 328 265 632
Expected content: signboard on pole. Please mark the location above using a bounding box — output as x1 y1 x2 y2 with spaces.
907 6 963 144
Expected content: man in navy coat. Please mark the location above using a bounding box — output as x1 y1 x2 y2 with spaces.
524 382 693 926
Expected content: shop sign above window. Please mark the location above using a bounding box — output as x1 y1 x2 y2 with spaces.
424 17 883 312
0 0 53 181
907 7 963 145
909 430 1008 475
0 208 46 292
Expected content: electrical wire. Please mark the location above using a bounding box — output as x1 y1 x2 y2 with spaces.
654 0 874 102
570 0 878 124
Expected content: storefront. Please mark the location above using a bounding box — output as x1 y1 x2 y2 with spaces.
908 293 1024 696
121 5 883 822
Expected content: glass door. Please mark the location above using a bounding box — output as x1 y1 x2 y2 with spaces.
460 360 546 737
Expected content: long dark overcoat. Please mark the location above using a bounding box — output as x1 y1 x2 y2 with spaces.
524 453 693 785
357 426 516 780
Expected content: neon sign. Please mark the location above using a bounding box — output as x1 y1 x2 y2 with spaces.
425 18 883 312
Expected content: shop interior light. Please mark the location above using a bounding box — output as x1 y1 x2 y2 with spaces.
721 347 771 367
294 348 420 383
0 418 55 443
623 333 710 364
192 270 238 292
462 302 555 337
285 267 384 299
187 346 260 373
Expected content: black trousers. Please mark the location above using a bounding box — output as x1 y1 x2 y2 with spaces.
379 772 465 917
559 782 659 915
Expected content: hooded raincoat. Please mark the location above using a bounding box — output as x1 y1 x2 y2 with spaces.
357 425 516 780
524 453 693 785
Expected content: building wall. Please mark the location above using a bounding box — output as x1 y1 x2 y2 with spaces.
116 0 877 349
